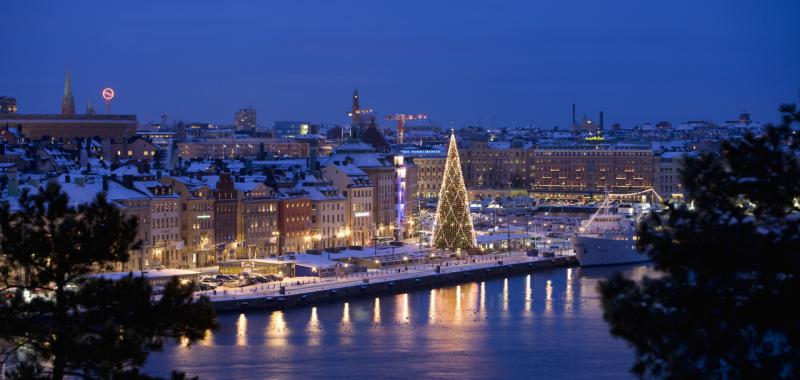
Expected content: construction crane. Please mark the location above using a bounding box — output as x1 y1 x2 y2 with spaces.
384 113 427 144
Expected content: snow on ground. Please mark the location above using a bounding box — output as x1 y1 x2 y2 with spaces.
196 251 575 302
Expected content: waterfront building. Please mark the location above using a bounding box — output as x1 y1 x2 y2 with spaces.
460 138 529 189
134 181 183 268
106 180 153 271
159 177 216 267
654 151 692 200
299 176 347 250
277 193 312 254
238 182 279 258
327 141 397 240
529 145 655 199
213 173 240 261
323 161 375 246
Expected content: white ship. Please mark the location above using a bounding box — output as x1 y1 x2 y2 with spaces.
572 201 650 267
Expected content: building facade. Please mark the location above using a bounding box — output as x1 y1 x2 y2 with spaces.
278 195 312 254
529 145 655 199
240 183 278 258
235 107 257 131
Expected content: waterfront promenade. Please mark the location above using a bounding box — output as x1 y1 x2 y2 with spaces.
198 251 577 311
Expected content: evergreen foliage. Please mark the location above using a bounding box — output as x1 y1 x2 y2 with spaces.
0 183 217 380
599 104 800 379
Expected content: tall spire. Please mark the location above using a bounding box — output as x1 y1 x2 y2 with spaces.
61 65 75 115
351 88 360 124
432 131 477 251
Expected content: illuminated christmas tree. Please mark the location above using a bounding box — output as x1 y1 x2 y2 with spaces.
432 131 477 251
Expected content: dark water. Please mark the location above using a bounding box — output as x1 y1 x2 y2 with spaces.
144 265 652 379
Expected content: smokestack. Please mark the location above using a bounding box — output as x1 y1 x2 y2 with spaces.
572 103 576 126
599 111 605 130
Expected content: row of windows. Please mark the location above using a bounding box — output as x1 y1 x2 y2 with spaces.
152 202 179 213
153 233 179 245
154 217 178 229
318 213 344 223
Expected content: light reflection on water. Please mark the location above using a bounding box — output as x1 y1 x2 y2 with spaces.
147 264 653 379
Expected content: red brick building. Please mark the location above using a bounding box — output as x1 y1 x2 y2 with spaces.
277 195 311 254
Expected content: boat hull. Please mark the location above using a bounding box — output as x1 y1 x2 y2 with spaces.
572 235 650 267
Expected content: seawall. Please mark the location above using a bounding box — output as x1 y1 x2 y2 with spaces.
211 255 577 313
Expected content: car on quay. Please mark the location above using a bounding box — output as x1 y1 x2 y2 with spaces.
197 282 217 291
222 279 240 288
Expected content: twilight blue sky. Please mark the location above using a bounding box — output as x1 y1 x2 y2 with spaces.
2 1 799 128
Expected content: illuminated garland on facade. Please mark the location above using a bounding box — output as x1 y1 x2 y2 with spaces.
432 132 477 250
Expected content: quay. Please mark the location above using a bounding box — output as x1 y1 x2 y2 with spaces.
206 253 577 312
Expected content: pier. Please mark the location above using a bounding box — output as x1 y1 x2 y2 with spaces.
206 252 578 312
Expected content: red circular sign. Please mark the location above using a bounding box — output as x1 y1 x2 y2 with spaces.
102 88 115 101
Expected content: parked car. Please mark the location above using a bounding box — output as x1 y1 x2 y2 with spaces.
198 283 217 291
254 275 268 283
223 280 240 288
215 274 233 281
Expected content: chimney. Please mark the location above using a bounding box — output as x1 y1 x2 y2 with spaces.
599 111 605 130
102 175 109 191
64 174 71 183
572 103 576 126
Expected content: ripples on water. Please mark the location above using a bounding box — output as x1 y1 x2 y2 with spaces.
145 265 652 379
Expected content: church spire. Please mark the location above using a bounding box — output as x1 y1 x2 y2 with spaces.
61 65 75 115
351 88 360 124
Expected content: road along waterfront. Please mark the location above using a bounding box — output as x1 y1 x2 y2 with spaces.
200 252 576 312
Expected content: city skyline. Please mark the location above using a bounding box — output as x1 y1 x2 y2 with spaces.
4 1 799 128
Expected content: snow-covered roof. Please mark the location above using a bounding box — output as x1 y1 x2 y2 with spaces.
90 268 200 281
328 245 431 260
477 233 531 244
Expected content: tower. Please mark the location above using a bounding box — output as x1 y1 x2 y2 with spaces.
432 131 477 251
351 89 361 124
572 102 576 126
61 66 75 115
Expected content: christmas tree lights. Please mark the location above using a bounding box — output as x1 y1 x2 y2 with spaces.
432 131 477 251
